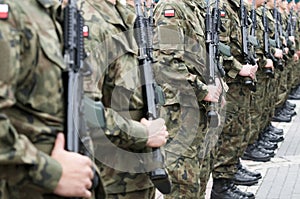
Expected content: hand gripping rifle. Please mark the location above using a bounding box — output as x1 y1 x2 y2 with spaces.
63 1 102 198
205 0 226 127
273 0 284 71
240 0 257 91
262 1 277 78
134 0 171 194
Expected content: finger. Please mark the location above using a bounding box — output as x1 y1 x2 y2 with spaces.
52 133 65 152
82 190 92 198
86 179 93 189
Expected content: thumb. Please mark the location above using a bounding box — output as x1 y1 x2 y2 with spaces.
52 133 65 152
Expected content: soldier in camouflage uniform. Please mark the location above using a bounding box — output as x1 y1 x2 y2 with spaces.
153 0 225 198
243 0 280 162
209 0 262 198
0 0 102 198
288 0 300 97
81 0 168 198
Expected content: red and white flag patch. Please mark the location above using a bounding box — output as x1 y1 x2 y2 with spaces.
0 4 9 19
164 9 175 17
220 10 226 17
83 25 89 37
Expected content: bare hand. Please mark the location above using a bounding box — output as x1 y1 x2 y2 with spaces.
141 118 169 148
61 0 68 9
293 53 299 62
284 47 289 55
51 133 93 198
203 78 222 103
265 58 274 70
274 48 283 59
289 36 295 44
239 63 257 79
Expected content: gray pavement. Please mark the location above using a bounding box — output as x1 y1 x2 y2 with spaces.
206 99 300 199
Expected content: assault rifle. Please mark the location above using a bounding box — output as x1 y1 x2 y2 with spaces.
262 1 276 77
134 0 171 194
240 0 257 91
273 0 284 71
63 1 103 198
205 0 228 127
286 7 296 55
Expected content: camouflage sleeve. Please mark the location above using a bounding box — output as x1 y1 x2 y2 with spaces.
255 10 268 68
82 3 149 150
295 18 300 50
0 9 61 192
153 2 208 104
219 7 243 79
104 108 148 150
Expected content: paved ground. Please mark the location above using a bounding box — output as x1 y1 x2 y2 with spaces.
205 99 300 199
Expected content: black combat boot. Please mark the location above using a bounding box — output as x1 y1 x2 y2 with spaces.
233 168 259 186
236 161 262 179
211 178 255 199
260 131 284 143
266 124 284 135
285 100 296 108
242 144 272 162
257 139 278 150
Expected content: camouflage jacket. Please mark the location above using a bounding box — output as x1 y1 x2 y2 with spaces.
254 5 270 70
218 0 246 82
82 0 154 194
0 0 65 198
153 0 209 108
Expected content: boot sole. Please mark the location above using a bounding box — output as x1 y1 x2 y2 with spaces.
241 155 271 162
233 180 259 186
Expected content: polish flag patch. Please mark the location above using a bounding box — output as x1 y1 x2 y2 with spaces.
83 25 89 37
0 4 9 19
164 9 175 17
220 10 226 17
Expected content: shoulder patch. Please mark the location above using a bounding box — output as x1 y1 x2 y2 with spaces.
164 9 175 17
83 25 89 37
0 4 8 20
220 10 226 17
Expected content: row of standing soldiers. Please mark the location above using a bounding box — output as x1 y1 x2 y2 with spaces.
0 0 300 199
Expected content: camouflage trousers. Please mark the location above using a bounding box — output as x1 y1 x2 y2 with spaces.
198 110 225 199
291 61 300 89
213 83 251 179
160 104 208 199
106 187 155 199
286 60 294 93
249 74 269 145
275 69 288 108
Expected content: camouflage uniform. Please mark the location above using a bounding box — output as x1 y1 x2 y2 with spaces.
275 11 289 108
212 0 253 179
247 5 273 145
257 4 277 131
285 10 296 93
153 0 225 198
82 0 156 198
0 0 104 198
293 10 300 88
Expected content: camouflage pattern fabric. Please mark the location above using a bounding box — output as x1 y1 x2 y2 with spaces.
83 0 155 196
0 0 103 198
212 0 252 179
152 0 223 198
247 6 272 145
105 187 155 199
